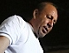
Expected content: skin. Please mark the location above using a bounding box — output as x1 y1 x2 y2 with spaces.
29 3 58 38
0 3 58 53
0 36 10 53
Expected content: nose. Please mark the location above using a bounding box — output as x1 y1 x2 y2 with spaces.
47 20 53 28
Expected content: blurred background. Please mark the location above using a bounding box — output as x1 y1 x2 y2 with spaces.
0 0 69 53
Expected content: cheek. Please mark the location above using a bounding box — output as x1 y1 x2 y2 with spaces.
40 19 48 26
38 27 46 37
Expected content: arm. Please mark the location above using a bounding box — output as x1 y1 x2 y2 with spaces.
0 36 10 53
0 15 22 53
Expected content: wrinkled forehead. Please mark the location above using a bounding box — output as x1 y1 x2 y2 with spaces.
43 4 58 19
49 9 58 19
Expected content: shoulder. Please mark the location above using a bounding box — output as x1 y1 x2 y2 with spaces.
7 15 24 22
1 15 26 25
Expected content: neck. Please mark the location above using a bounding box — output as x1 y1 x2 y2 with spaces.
29 19 38 38
29 18 35 30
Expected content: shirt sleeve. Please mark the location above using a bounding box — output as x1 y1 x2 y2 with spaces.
0 15 23 45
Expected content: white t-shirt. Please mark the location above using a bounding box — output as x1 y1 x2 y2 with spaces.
0 15 43 53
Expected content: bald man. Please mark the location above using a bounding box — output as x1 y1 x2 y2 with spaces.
0 2 58 53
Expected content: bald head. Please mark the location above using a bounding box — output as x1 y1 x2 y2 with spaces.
36 2 58 20
30 2 58 38
36 2 57 13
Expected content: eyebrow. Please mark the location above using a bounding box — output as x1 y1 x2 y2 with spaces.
51 16 53 20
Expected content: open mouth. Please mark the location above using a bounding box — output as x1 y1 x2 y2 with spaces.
42 26 48 34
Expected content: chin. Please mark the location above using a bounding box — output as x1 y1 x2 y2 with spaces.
38 34 46 38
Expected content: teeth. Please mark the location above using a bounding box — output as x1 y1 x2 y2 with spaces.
42 29 46 33
43 26 48 32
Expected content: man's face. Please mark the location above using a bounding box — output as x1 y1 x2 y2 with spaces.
33 4 58 38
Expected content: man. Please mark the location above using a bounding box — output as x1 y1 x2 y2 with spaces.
0 2 58 53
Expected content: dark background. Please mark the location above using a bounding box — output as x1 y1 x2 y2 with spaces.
0 0 69 52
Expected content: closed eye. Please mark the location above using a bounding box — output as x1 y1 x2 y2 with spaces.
46 14 57 25
47 15 53 20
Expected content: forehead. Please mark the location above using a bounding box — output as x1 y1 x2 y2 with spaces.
41 4 58 19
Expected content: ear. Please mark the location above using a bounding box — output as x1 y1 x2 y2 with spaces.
33 9 39 19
